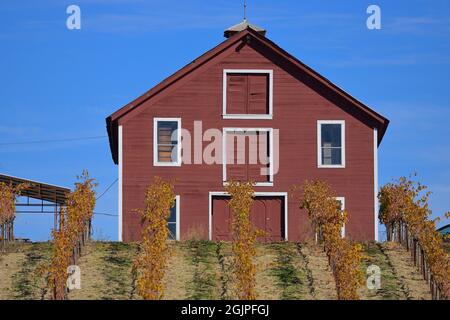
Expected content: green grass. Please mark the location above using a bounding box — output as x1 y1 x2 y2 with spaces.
186 240 219 300
215 241 233 300
268 243 310 300
1 240 433 300
11 242 53 300
100 242 136 299
360 242 406 300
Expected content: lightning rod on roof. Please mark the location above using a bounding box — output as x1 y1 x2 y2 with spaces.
224 0 266 38
244 0 247 20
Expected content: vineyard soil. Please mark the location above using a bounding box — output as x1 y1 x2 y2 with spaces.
0 241 433 300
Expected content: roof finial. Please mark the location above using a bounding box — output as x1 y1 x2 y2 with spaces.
244 0 247 21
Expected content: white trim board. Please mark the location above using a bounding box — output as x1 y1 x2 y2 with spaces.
167 195 181 241
315 197 345 242
208 191 288 241
222 128 274 186
173 195 181 241
374 128 379 242
317 120 346 168
222 69 273 119
153 117 182 167
335 197 346 238
118 125 123 242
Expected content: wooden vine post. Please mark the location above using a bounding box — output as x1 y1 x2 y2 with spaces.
225 181 261 300
379 175 450 299
133 176 175 300
299 180 364 300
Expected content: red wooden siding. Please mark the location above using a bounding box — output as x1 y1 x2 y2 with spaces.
118 39 377 243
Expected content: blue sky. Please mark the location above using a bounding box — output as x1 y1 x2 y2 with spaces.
1 0 449 241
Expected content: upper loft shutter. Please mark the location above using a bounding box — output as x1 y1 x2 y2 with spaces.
247 74 269 114
226 131 271 183
226 73 269 115
226 74 247 114
226 132 247 182
247 131 270 183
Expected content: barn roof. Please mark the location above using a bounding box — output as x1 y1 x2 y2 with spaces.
0 174 70 205
106 27 389 165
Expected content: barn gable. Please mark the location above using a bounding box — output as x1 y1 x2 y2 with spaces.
106 27 389 164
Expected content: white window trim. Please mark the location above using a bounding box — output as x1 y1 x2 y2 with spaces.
374 128 379 242
168 195 181 241
153 117 182 167
222 69 273 119
118 125 123 242
222 128 274 187
208 191 288 241
314 196 345 242
335 197 346 238
317 120 346 168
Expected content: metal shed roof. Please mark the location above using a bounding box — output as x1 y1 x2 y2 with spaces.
0 174 70 205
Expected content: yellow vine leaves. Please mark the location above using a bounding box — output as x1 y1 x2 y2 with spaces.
133 176 175 300
379 175 450 298
47 170 97 300
0 182 29 228
299 180 364 300
225 181 262 300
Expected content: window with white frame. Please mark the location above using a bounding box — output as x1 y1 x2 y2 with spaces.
317 120 345 168
153 118 181 166
168 195 180 240
223 69 273 119
335 197 345 238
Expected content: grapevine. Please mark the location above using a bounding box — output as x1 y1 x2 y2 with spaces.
0 182 29 249
225 181 261 300
132 176 175 300
299 180 364 300
47 170 97 299
379 175 450 298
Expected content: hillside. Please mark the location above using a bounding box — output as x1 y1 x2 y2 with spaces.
0 241 432 300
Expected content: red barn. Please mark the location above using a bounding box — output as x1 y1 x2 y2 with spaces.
106 21 389 242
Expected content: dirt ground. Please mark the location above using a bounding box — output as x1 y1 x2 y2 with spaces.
0 240 434 300
0 245 28 299
380 242 431 300
298 243 337 300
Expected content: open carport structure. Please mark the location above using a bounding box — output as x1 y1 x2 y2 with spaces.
0 174 70 240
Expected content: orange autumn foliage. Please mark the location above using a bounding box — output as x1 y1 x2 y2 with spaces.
225 181 262 300
300 180 364 300
379 175 450 298
0 182 29 241
133 176 175 300
47 170 97 300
